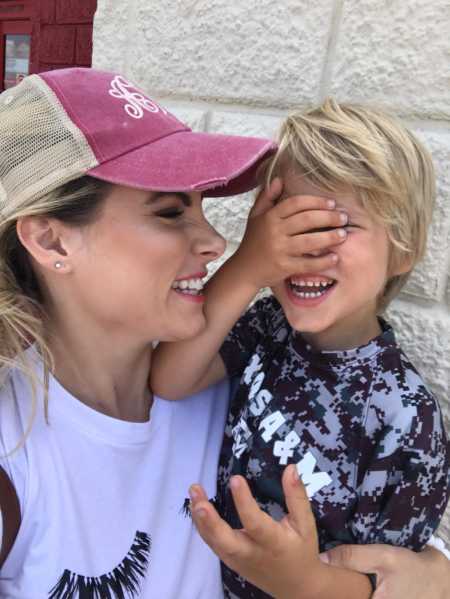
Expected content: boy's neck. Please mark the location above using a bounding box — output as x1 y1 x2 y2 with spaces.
300 314 383 352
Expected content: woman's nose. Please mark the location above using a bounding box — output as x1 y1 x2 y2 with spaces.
195 223 226 262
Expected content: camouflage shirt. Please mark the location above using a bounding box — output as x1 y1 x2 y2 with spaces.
218 296 450 599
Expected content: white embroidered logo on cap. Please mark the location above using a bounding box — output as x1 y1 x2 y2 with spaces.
109 75 167 119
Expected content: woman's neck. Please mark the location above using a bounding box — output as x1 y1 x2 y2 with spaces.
47 325 154 423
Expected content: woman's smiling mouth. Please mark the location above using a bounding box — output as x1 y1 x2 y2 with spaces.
172 273 207 302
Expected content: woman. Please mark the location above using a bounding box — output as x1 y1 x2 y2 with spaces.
0 67 447 598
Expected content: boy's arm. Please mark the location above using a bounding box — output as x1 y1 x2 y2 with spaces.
350 384 449 551
151 180 348 399
189 465 372 599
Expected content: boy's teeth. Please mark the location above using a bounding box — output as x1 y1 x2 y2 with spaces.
288 277 335 299
172 278 204 293
289 277 334 288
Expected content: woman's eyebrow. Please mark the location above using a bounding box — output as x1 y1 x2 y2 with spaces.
147 192 192 206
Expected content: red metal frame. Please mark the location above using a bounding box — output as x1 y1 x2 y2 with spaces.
0 1 34 21
0 20 33 90
0 1 96 90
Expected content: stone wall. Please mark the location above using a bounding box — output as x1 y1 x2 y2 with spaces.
93 0 450 542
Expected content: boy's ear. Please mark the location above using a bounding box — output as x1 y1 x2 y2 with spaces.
389 252 414 278
16 216 76 274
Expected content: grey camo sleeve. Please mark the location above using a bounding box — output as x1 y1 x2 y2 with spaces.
350 375 450 550
220 296 277 378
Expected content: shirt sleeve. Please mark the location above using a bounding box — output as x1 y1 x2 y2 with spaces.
350 368 450 551
0 379 29 521
427 535 450 560
220 295 280 378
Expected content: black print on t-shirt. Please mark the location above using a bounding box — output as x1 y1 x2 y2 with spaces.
48 530 151 599
180 495 221 518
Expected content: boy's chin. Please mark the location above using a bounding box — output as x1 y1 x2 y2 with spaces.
286 317 328 335
280 306 333 337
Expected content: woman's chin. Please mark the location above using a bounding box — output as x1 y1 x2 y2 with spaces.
163 315 207 343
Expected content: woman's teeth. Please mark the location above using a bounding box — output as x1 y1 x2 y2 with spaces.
288 278 335 299
172 278 204 295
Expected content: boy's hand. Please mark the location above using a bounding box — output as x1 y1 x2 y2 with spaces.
189 464 329 599
234 178 348 291
323 542 450 599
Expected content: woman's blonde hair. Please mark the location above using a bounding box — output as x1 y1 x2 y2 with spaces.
265 98 436 311
0 175 111 444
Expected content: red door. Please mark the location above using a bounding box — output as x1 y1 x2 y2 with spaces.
0 20 33 90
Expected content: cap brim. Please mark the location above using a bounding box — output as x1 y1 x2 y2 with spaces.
87 130 276 197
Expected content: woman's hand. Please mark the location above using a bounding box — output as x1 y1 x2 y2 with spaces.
189 465 372 599
323 542 450 599
231 178 348 292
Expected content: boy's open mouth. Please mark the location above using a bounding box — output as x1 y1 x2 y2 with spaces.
287 276 336 299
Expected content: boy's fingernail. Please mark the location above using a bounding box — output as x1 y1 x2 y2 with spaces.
339 212 348 223
292 464 300 484
337 228 347 238
230 476 241 490
327 199 336 209
319 552 330 564
331 253 339 262
189 485 200 502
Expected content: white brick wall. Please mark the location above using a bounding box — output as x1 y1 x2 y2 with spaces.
93 0 450 544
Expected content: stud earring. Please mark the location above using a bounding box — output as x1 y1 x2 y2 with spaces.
54 261 64 269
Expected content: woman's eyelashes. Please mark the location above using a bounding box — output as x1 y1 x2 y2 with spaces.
155 207 185 219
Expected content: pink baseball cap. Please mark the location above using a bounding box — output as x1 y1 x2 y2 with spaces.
0 68 276 218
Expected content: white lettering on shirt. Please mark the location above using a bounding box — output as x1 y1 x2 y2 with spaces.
249 389 273 417
243 354 263 385
233 352 333 498
232 417 252 459
259 410 285 442
273 430 301 465
296 452 332 498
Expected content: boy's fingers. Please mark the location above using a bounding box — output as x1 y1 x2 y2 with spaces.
277 195 336 218
250 177 283 218
230 476 279 548
283 210 347 236
286 229 346 256
191 500 254 566
282 465 317 539
189 483 209 506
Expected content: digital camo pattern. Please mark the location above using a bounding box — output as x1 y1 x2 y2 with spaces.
218 296 450 599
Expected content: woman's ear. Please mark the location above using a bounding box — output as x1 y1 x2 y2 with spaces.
16 216 74 274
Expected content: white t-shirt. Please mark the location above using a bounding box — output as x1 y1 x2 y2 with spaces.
0 353 228 599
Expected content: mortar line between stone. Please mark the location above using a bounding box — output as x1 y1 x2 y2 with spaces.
124 0 139 72
318 0 345 102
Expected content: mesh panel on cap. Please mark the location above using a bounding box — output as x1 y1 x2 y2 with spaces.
0 74 98 219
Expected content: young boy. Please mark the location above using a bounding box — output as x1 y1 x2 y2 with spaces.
152 99 450 598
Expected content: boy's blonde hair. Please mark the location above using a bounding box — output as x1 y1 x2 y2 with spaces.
266 98 435 311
